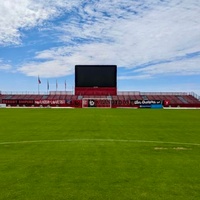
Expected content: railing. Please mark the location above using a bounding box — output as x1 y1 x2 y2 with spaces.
0 91 47 95
189 92 200 100
117 91 200 101
1 90 199 101
49 91 73 95
140 92 188 96
0 91 74 95
117 91 189 96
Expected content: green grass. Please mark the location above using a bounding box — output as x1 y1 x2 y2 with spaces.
0 108 200 200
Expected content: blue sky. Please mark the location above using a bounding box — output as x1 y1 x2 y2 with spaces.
0 0 200 94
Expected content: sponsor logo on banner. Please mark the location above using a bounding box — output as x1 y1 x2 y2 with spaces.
2 99 18 104
66 100 72 104
82 99 88 107
18 100 34 104
88 99 96 107
131 100 162 105
2 99 34 105
35 100 65 105
140 104 151 108
164 100 170 106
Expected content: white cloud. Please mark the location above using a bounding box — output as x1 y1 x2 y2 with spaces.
134 56 200 76
14 0 200 78
19 59 72 78
118 74 152 80
0 59 11 70
0 0 77 45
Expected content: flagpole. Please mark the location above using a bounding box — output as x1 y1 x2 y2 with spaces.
38 75 41 94
38 76 40 94
56 80 58 92
47 80 49 94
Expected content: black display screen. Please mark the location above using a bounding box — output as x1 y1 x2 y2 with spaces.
75 65 117 87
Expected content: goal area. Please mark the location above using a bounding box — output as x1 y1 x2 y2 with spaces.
82 98 112 108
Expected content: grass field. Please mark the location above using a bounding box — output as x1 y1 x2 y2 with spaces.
0 108 200 200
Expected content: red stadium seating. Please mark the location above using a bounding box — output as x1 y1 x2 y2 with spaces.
0 92 200 108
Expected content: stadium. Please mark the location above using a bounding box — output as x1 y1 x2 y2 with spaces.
1 65 200 200
0 65 200 108
1 0 200 199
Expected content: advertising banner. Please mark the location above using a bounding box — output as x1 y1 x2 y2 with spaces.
88 99 96 107
163 100 170 106
18 100 34 104
2 99 34 105
2 99 18 104
131 100 162 105
34 100 65 105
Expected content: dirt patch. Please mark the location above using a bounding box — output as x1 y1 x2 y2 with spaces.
173 147 191 150
154 147 191 150
154 147 168 150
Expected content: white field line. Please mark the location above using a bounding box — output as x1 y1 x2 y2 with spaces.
0 139 200 146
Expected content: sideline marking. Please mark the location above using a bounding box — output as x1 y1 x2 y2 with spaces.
0 139 200 146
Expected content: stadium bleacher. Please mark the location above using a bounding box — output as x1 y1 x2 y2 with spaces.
0 92 200 108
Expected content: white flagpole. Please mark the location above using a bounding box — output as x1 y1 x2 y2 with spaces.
56 80 58 92
38 76 41 94
47 80 48 94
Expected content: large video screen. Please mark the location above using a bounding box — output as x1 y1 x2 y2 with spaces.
75 65 117 87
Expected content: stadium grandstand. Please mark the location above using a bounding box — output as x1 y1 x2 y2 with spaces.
1 65 200 108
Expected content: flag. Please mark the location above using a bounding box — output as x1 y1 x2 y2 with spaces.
65 80 66 90
47 80 49 90
38 76 41 84
56 80 58 90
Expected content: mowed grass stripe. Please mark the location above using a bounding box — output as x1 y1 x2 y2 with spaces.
0 138 200 146
0 108 200 200
0 109 200 143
